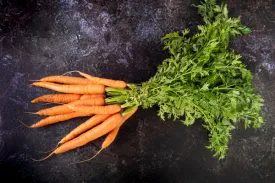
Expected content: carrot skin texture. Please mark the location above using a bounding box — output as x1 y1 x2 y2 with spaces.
77 71 127 88
30 112 90 128
35 98 105 116
80 94 106 100
31 94 82 104
59 114 111 144
102 127 120 149
68 104 121 115
35 105 72 116
102 107 138 148
40 76 95 85
54 113 123 154
31 82 105 94
122 107 138 121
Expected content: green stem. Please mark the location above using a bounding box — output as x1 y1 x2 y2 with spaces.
215 66 242 70
122 105 138 117
105 95 128 104
190 101 214 129
105 87 128 96
213 87 233 91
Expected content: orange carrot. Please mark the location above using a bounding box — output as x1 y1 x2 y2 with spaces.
31 112 90 128
54 113 123 154
101 128 120 150
72 97 105 106
122 107 138 122
59 114 111 144
75 71 127 88
32 94 82 104
40 75 95 85
33 113 123 161
68 104 121 115
31 82 105 94
73 107 138 163
100 107 138 149
32 108 138 161
80 94 106 100
35 105 72 116
34 98 105 116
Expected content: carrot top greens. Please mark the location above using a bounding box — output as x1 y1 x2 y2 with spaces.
105 0 264 159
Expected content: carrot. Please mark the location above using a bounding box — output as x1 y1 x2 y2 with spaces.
73 107 138 163
34 113 123 161
39 75 95 85
30 82 105 94
68 104 121 115
34 105 72 116
80 94 106 100
71 97 105 106
122 107 138 122
31 94 82 104
32 108 138 161
54 113 123 154
31 112 90 128
59 114 111 144
32 113 121 161
34 98 105 116
75 71 127 88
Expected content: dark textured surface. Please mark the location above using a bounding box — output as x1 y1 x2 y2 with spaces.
0 0 275 182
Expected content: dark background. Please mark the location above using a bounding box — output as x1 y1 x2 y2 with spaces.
1 0 275 182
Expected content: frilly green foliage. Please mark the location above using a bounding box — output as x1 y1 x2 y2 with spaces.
106 0 264 159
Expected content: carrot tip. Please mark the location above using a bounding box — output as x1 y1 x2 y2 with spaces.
22 111 37 115
31 152 55 162
37 143 60 154
17 119 32 128
59 138 66 144
70 149 103 165
62 70 81 76
29 80 41 82
41 102 64 105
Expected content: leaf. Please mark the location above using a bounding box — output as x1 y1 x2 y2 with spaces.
106 0 264 160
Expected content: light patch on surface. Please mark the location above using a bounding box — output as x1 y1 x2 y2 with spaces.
87 3 93 10
261 62 275 74
78 11 110 37
79 18 99 38
135 16 163 42
116 58 129 66
0 115 3 157
98 11 111 26
60 0 78 8
270 137 275 161
243 34 275 75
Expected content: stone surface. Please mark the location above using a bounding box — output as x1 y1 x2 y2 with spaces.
0 0 275 182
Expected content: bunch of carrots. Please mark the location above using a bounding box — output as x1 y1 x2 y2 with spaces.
22 71 138 163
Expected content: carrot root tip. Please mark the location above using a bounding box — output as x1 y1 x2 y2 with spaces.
70 149 103 165
31 152 55 162
37 143 60 154
62 70 81 76
17 119 32 128
22 111 37 115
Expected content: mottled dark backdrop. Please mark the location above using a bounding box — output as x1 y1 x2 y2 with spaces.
0 0 275 182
